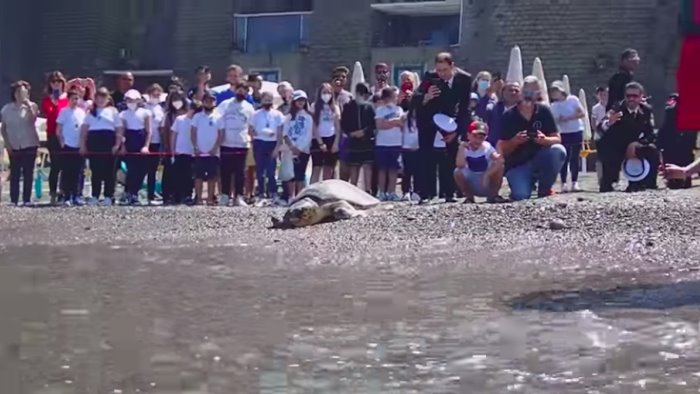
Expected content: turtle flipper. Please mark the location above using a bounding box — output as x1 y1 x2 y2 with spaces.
329 201 363 221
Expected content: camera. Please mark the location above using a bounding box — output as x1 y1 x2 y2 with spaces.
526 130 539 139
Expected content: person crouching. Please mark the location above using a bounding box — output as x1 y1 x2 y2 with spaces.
191 91 224 205
454 121 506 203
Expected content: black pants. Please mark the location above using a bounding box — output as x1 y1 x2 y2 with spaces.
145 143 161 200
87 130 116 199
416 128 438 199
9 147 37 204
60 146 83 200
47 134 62 196
220 147 248 197
173 154 194 203
161 154 175 202
431 147 456 199
124 129 148 196
401 149 420 194
600 145 659 192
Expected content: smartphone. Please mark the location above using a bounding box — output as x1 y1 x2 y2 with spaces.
430 78 444 88
400 81 413 93
526 130 538 139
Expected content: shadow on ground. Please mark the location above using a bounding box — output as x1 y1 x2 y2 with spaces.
510 280 700 312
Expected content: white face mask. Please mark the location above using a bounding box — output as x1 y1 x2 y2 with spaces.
321 93 332 103
172 100 183 110
127 102 138 111
149 96 161 105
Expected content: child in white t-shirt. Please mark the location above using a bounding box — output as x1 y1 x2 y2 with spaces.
190 91 224 205
282 90 314 199
373 87 404 201
454 121 506 203
401 109 420 201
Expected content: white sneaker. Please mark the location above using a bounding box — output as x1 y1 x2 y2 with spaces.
63 200 73 207
233 196 248 207
86 197 99 206
402 193 412 202
560 183 570 193
219 194 230 207
410 192 421 202
571 182 582 192
101 197 113 206
376 191 386 201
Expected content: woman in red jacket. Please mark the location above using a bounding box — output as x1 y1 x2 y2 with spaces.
41 71 69 204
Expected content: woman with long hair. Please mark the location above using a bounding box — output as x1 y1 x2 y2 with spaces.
119 89 152 205
1 81 40 206
167 90 196 204
41 71 69 204
144 84 166 204
79 87 122 206
282 90 313 199
310 82 341 183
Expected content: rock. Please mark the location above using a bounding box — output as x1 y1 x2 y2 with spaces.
577 197 587 202
548 219 566 230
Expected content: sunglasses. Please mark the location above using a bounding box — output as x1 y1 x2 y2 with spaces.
626 93 640 98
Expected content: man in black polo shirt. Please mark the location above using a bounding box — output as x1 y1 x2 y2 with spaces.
607 49 640 111
498 76 567 201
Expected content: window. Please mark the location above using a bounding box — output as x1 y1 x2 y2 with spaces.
393 65 425 86
233 13 310 54
372 14 460 47
251 69 281 83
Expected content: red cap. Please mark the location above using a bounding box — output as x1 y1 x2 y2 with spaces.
468 120 488 135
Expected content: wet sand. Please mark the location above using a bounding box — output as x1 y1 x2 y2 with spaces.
1 175 700 393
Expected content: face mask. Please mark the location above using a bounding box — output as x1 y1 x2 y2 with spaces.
356 97 366 105
127 102 138 111
321 93 332 103
235 93 246 102
262 103 273 109
477 80 489 93
172 100 183 110
522 90 537 101
149 96 161 105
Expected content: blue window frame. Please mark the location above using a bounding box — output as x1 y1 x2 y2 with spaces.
233 13 310 54
252 69 281 83
393 64 425 86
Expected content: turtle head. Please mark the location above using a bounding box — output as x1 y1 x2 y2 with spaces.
283 205 318 227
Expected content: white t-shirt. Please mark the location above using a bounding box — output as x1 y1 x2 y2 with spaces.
83 107 120 131
550 95 584 134
402 118 419 150
145 103 165 144
283 111 314 154
251 108 284 142
374 104 404 147
56 106 87 148
191 111 223 157
120 108 152 131
313 104 340 138
463 141 496 173
433 131 446 148
217 98 255 148
171 114 194 155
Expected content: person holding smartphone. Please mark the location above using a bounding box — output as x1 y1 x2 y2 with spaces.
41 71 69 204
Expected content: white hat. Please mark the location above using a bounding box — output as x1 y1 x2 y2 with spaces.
506 46 524 85
532 57 549 103
562 75 571 95
622 158 651 182
124 89 142 100
550 80 567 93
292 90 308 101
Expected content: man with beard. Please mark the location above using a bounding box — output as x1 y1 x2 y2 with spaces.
411 52 472 203
371 63 391 95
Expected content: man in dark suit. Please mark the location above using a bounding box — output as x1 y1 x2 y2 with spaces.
412 52 472 203
598 81 659 192
606 49 640 111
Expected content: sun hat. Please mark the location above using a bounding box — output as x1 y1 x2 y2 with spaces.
292 90 308 101
432 113 457 133
124 89 142 100
622 158 651 182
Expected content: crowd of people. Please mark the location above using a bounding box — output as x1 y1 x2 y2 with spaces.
0 48 697 207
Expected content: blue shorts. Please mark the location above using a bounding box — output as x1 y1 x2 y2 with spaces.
455 168 489 197
374 146 402 170
194 156 220 181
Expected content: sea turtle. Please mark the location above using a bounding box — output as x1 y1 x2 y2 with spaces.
271 179 385 228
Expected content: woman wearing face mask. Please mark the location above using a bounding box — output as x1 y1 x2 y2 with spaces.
144 84 166 204
1 81 40 206
282 90 314 199
119 89 152 205
397 71 419 110
473 71 493 99
249 91 285 202
41 71 69 204
56 90 87 205
168 93 196 204
79 87 122 206
549 80 586 193
341 82 375 191
310 83 342 183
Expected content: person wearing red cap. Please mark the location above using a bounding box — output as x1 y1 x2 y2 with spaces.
454 121 506 203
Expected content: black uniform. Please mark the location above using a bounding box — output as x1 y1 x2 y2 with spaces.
657 94 697 189
411 68 472 201
598 102 659 192
606 68 633 111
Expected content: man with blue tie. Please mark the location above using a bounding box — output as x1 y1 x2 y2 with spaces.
411 52 472 203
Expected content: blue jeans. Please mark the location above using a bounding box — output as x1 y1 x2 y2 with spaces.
506 144 567 201
253 139 278 197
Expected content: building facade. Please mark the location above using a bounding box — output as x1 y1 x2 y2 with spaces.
0 0 681 112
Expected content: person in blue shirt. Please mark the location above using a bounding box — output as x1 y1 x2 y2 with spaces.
213 64 255 105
